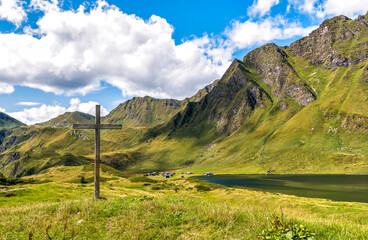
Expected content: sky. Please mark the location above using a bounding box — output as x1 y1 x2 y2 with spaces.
0 0 367 124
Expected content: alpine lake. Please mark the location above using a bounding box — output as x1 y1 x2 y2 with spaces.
193 174 368 203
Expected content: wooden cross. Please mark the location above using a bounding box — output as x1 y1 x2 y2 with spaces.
73 105 122 199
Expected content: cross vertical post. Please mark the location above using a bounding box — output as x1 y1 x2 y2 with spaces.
73 105 122 200
95 105 101 200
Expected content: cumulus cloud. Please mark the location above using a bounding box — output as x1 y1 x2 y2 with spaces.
0 1 231 100
30 0 59 12
248 0 280 17
67 98 108 116
8 104 66 125
288 0 368 18
225 17 317 49
0 0 27 26
316 0 368 18
0 107 5 112
0 82 14 94
6 98 108 125
288 0 318 14
16 102 41 106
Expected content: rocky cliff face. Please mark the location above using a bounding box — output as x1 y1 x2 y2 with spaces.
289 13 368 67
243 43 316 106
169 59 273 134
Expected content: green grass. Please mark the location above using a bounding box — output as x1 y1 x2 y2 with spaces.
0 169 367 239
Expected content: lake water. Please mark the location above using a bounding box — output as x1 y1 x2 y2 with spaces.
193 174 368 203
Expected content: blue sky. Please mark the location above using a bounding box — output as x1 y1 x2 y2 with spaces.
0 0 367 124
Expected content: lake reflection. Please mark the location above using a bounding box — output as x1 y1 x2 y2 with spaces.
192 174 368 203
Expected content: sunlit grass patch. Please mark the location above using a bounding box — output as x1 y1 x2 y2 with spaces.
0 173 367 239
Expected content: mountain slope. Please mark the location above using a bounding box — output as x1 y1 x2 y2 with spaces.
188 79 220 102
167 59 274 135
103 96 188 127
38 111 94 128
0 112 25 129
103 81 219 128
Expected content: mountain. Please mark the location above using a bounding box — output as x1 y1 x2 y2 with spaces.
288 14 368 67
1 12 368 177
0 112 25 129
188 80 220 102
103 81 218 128
38 111 94 128
146 12 368 173
103 96 188 127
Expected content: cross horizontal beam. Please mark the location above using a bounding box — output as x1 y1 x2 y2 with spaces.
73 124 122 129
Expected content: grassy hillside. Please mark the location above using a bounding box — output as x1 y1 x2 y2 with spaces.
103 81 219 128
38 111 94 128
0 112 25 129
188 79 220 102
103 96 187 128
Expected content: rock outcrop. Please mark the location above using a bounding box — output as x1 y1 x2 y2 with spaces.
289 13 368 67
244 43 316 106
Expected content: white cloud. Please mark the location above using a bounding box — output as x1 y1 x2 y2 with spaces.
288 0 318 14
0 107 5 112
286 4 291 13
0 82 14 94
288 0 368 18
316 0 368 18
225 17 317 49
248 0 280 17
0 0 27 26
30 0 59 12
7 104 66 125
67 98 108 116
300 0 318 13
6 98 108 125
0 1 231 100
16 102 41 106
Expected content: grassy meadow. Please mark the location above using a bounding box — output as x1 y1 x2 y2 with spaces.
0 166 367 239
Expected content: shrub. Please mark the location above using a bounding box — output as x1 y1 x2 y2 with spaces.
135 196 154 202
0 172 6 185
257 215 315 239
195 184 211 191
80 176 87 184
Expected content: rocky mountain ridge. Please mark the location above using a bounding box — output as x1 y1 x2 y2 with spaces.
289 12 368 67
